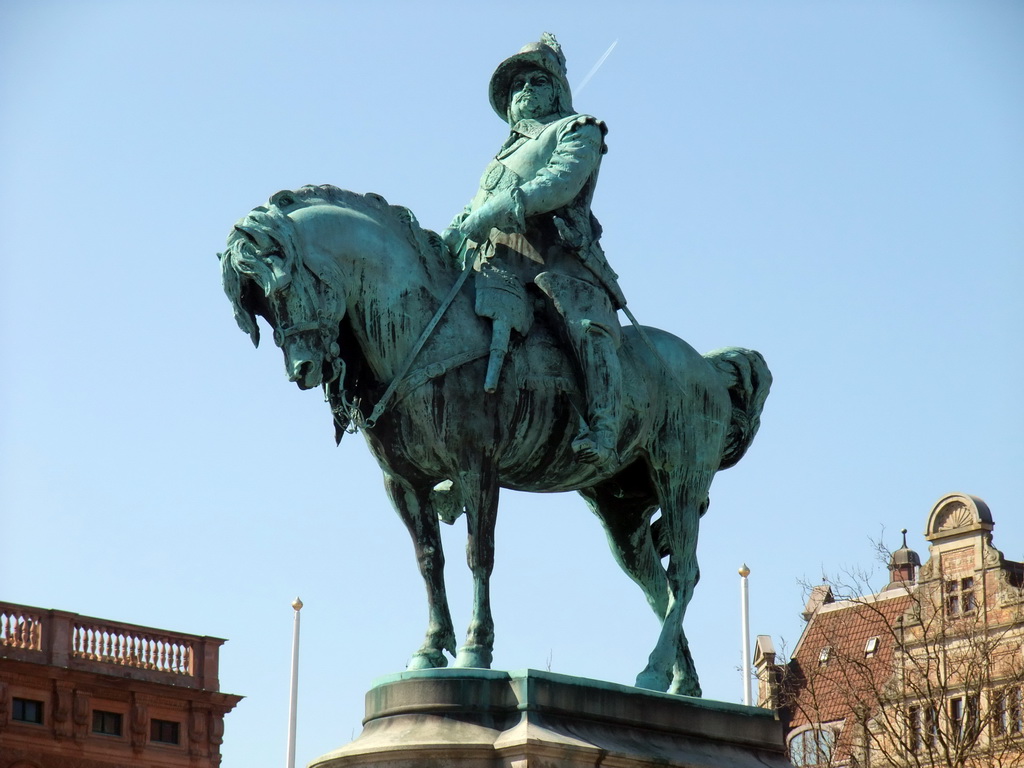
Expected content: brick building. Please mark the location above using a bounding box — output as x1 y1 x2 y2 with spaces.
756 493 1024 767
0 602 241 768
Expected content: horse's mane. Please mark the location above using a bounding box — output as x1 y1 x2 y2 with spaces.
220 184 452 346
274 185 450 271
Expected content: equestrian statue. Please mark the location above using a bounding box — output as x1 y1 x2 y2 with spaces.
219 34 771 696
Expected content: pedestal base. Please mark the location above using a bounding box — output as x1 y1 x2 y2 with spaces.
311 669 789 768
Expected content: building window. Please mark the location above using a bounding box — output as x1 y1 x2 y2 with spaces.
818 646 831 666
950 696 963 733
925 705 939 748
789 727 837 767
950 694 980 743
151 718 181 745
12 697 44 724
946 577 976 616
967 694 980 739
994 687 1022 737
92 710 123 736
909 705 921 752
910 704 939 752
864 636 880 658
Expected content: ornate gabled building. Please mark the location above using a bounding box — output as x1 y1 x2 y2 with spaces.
0 602 242 768
757 493 1024 768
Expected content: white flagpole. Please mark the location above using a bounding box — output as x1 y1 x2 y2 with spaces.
286 597 303 768
739 565 752 706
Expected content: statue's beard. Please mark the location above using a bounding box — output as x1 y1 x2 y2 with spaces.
510 93 555 123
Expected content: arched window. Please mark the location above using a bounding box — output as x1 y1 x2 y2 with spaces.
788 726 837 767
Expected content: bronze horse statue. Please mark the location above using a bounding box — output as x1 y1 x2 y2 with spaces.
220 185 771 695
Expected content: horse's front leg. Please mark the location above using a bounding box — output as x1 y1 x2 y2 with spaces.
453 467 500 669
634 467 708 697
383 472 456 669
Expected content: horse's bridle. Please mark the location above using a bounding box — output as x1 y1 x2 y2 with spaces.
269 276 344 386
272 321 321 347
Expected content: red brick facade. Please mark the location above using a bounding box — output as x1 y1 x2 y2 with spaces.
758 494 1024 767
0 604 241 768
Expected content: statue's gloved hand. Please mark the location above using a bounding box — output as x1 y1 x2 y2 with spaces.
441 226 465 257
459 188 525 244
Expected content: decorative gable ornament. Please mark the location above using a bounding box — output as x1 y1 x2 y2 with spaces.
925 493 993 542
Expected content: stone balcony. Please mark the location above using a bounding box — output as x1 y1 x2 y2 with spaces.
0 600 225 691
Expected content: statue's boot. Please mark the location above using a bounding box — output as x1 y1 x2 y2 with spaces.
535 271 623 471
569 319 622 470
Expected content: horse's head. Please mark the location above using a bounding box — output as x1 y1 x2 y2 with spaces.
219 191 347 390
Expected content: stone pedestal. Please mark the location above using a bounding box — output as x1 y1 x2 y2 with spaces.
311 669 790 767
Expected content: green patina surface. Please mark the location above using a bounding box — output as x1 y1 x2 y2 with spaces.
371 667 773 718
219 34 771 698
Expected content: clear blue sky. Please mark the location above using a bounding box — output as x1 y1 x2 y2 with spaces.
2 1 1022 765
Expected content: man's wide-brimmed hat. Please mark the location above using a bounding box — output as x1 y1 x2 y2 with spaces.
489 32 573 121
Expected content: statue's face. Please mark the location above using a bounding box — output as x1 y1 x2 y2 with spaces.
509 69 557 122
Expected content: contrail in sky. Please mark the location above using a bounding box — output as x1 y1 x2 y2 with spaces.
575 39 619 94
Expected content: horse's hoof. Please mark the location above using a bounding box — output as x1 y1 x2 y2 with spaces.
634 668 671 692
668 676 702 697
407 650 448 670
453 644 492 669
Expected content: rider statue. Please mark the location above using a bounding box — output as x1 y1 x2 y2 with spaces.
443 33 627 471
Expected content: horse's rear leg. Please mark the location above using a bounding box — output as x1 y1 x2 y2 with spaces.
383 472 456 670
453 467 499 669
635 467 709 697
578 482 669 620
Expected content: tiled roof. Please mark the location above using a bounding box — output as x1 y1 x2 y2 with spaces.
787 589 914 730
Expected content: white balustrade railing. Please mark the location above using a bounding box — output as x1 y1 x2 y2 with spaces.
0 601 219 688
1 607 43 650
72 624 193 676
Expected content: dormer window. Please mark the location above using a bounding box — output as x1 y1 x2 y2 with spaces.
865 636 880 658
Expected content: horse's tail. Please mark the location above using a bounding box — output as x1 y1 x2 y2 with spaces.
704 347 772 470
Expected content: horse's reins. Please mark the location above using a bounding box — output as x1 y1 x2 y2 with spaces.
359 242 687 429
363 247 477 429
289 196 684 431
